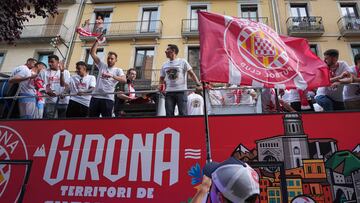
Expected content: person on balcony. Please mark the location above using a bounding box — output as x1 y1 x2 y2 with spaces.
158 44 202 116
94 15 104 34
89 36 126 117
9 58 38 119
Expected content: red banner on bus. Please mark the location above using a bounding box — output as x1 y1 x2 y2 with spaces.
0 112 359 203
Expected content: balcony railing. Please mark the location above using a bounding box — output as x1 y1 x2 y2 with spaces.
19 24 68 42
181 17 268 38
337 16 360 37
79 20 163 41
286 16 324 37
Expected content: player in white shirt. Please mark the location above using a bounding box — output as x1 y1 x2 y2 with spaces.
66 61 96 117
9 58 37 119
42 55 71 119
159 44 202 116
342 54 360 110
187 92 204 115
315 49 352 111
89 36 126 117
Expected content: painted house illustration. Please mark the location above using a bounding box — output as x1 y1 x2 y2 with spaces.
235 113 360 203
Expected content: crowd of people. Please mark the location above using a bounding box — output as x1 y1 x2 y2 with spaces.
7 38 360 119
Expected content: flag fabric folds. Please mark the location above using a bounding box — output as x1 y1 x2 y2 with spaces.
198 11 330 90
76 27 101 37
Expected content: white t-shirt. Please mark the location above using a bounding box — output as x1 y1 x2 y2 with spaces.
10 65 36 95
93 61 125 101
160 58 192 91
343 65 360 101
187 93 204 115
43 69 71 104
316 61 351 102
70 74 97 107
239 89 256 104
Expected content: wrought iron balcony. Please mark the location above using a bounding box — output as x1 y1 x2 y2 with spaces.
337 16 360 37
286 16 324 37
181 17 268 38
18 24 69 43
79 20 163 41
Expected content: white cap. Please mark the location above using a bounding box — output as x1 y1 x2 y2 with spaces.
203 157 260 203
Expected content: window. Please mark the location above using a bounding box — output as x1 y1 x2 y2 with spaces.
141 8 158 32
307 166 312 173
134 48 154 80
188 46 200 78
317 166 322 173
289 191 296 197
290 4 308 17
241 4 258 20
288 180 294 186
190 5 207 31
310 44 319 56
0 53 5 70
85 48 104 74
38 52 54 68
351 44 360 56
296 180 300 186
293 147 300 155
340 4 359 18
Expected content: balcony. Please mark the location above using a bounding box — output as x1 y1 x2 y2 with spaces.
79 20 163 41
286 16 324 37
337 16 360 37
18 24 68 43
91 0 156 3
181 17 268 38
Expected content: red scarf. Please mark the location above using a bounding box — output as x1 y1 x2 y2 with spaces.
355 66 360 78
298 90 310 110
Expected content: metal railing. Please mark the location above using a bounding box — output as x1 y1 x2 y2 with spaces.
337 16 360 36
286 16 324 36
79 20 163 41
181 17 268 36
20 24 69 40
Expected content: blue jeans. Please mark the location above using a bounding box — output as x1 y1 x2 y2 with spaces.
165 92 187 116
315 95 344 111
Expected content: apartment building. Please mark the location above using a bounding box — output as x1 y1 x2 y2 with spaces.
0 0 83 73
66 0 360 90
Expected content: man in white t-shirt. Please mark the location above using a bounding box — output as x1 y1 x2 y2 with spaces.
187 92 204 115
9 58 37 119
315 49 352 111
89 37 126 117
66 61 96 117
159 44 202 116
342 54 360 110
42 55 71 119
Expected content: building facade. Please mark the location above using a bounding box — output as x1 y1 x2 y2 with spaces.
0 0 83 73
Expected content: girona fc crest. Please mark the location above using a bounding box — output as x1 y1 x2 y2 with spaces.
0 126 28 202
224 17 300 85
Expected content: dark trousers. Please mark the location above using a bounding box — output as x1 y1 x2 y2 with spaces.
89 97 114 117
66 100 89 118
165 92 187 116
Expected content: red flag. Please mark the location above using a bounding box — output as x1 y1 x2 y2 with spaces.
198 11 330 90
76 27 101 37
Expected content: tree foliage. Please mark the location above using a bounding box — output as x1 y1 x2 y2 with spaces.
0 0 62 43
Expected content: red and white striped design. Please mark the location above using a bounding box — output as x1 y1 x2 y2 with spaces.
76 27 101 37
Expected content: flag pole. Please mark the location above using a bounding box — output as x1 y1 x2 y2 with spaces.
202 82 212 163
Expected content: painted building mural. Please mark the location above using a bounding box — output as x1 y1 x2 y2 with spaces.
232 114 360 203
